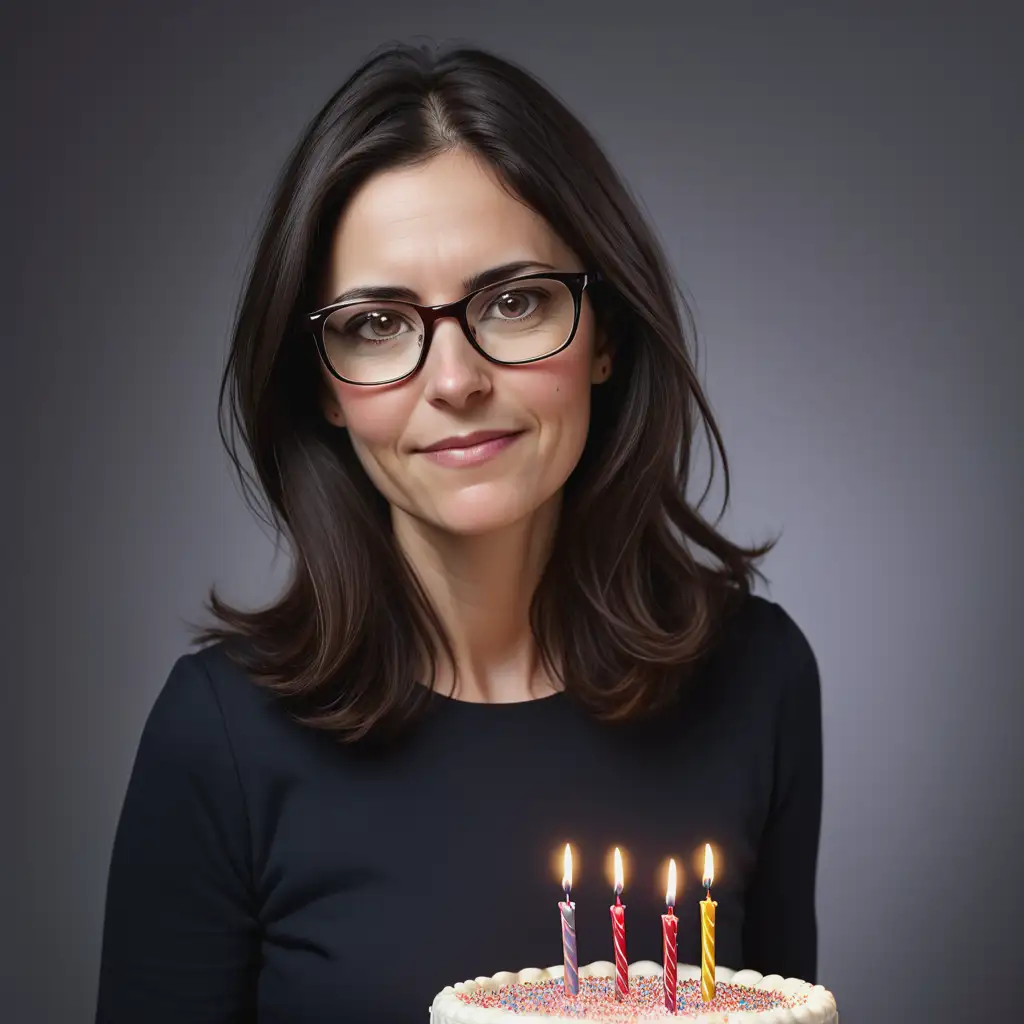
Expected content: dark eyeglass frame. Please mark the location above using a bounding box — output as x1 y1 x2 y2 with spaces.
308 270 603 386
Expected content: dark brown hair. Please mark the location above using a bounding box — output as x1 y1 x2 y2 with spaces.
189 39 778 742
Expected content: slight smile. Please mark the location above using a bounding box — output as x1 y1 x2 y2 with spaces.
417 431 525 467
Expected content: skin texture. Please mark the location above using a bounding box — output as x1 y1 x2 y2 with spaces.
320 148 612 702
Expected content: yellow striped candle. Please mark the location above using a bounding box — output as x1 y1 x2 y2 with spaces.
700 843 717 1002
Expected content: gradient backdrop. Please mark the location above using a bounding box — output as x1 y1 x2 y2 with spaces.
8 3 1023 1022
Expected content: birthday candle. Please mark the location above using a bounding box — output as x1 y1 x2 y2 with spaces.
558 844 579 996
700 844 717 1002
662 858 678 1013
609 847 628 1000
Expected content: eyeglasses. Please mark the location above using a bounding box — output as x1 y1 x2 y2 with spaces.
308 270 602 386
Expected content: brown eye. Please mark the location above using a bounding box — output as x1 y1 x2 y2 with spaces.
338 308 417 344
358 312 403 339
489 290 539 320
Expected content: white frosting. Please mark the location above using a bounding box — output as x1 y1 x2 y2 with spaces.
430 961 838 1023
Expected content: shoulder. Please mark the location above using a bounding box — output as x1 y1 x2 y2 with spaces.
186 638 281 716
701 591 821 715
722 592 817 674
140 639 286 771
140 649 223 756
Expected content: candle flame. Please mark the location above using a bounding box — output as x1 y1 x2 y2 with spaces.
613 846 624 895
702 843 714 890
666 858 677 907
562 843 573 891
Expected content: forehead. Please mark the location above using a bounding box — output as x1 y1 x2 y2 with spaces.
325 149 572 298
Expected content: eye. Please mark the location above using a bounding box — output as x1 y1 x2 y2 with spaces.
486 289 541 320
348 309 414 342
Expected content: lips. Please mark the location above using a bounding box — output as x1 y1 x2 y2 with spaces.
418 429 523 453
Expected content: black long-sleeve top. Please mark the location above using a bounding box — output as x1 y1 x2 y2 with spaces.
95 594 822 1022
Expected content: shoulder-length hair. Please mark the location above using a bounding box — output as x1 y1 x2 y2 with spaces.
189 40 778 742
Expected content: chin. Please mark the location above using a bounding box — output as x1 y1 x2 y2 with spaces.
428 482 550 536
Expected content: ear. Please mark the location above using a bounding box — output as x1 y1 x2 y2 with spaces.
590 326 614 384
320 377 346 427
324 400 346 428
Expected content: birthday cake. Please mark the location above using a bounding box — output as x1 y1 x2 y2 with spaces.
430 960 839 1022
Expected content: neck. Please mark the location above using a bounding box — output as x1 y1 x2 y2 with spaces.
392 492 562 703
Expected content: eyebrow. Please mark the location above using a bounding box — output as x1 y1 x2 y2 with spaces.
326 260 558 306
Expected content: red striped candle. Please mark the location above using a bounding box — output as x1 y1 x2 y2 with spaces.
609 847 628 999
662 859 678 1013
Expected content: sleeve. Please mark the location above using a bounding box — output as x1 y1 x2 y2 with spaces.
741 615 823 982
95 654 260 1023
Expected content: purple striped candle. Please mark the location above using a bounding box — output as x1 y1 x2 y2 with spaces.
559 844 579 995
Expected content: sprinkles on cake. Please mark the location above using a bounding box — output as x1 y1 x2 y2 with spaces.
457 975 808 1019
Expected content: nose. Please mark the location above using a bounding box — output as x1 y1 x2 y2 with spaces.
420 315 492 409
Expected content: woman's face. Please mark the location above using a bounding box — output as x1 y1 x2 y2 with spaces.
319 148 608 537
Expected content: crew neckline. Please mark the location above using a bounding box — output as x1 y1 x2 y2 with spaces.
418 683 567 709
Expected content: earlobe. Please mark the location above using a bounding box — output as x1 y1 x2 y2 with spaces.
322 396 346 428
591 355 612 384
591 324 613 383
319 375 346 427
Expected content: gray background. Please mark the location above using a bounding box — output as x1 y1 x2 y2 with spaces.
7 2 1022 1022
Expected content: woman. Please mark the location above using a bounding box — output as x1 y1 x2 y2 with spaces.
95 40 822 1023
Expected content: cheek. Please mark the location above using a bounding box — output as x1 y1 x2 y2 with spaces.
333 383 414 448
527 340 594 434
